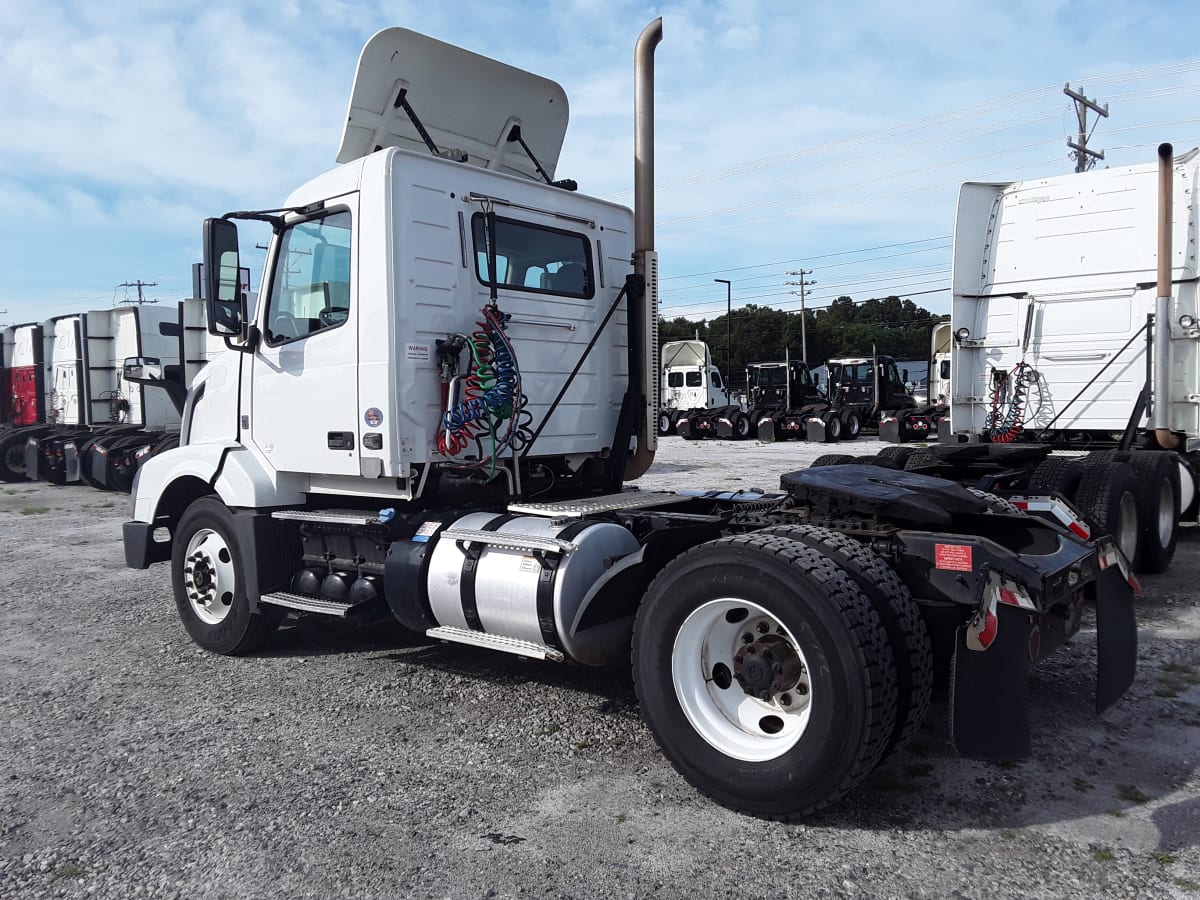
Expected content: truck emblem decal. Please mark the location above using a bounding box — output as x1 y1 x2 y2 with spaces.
364 407 384 427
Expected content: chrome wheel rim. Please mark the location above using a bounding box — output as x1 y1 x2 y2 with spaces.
183 528 236 625
672 599 812 762
1157 478 1175 547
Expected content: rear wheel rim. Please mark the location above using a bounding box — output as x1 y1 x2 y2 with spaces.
1117 491 1139 560
183 528 236 625
1157 478 1175 547
672 598 813 762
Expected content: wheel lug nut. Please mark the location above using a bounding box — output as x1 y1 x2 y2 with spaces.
780 693 792 705
797 684 809 695
756 622 769 634
741 634 753 644
734 655 743 665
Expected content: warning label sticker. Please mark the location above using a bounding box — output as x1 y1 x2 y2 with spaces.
405 342 431 362
935 544 973 572
412 520 442 543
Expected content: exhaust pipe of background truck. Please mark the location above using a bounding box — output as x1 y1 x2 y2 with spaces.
626 17 663 481
1152 142 1180 450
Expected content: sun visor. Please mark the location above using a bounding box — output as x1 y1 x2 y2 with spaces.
336 28 569 182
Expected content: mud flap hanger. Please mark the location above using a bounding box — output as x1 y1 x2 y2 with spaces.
951 544 1138 761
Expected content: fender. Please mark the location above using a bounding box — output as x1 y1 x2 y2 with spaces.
132 443 305 522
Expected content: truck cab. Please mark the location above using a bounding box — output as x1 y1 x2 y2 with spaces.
658 340 726 435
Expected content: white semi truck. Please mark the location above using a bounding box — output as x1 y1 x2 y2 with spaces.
906 147 1199 575
7 305 183 487
123 21 1138 819
657 340 728 435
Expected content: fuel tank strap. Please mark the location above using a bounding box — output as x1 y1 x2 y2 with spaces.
460 513 519 632
535 520 592 649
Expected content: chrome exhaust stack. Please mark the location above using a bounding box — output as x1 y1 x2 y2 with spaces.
626 17 662 480
1152 142 1180 449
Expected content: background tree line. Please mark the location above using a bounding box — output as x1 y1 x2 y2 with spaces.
658 295 944 389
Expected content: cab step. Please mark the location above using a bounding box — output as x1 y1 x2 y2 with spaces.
258 591 369 617
272 510 380 526
426 626 564 662
439 528 577 555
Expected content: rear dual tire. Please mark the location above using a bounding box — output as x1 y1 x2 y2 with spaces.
633 534 900 820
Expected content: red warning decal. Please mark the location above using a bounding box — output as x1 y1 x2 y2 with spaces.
935 544 973 572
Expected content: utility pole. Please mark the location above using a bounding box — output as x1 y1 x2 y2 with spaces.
1064 83 1108 173
714 278 732 401
118 280 159 305
785 269 816 362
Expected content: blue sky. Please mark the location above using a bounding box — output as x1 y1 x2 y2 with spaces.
2 0 1198 328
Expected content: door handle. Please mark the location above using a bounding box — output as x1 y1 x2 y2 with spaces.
327 431 355 450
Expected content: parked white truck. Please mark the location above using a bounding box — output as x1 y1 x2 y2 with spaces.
123 21 1138 819
657 339 730 435
908 146 1199 575
8 306 183 487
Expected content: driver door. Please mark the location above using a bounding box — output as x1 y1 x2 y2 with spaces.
251 200 360 476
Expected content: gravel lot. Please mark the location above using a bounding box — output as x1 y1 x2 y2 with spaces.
3 436 1200 898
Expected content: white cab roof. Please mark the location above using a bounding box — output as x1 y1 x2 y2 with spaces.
337 28 569 182
661 341 710 369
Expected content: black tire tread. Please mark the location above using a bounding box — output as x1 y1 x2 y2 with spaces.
757 525 933 760
1027 456 1085 497
632 534 898 821
811 453 855 467
1075 460 1140 562
965 487 1023 515
903 448 940 470
1126 451 1179 573
876 445 915 465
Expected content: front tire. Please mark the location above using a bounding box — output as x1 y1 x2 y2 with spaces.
0 432 29 482
171 497 280 655
632 534 898 820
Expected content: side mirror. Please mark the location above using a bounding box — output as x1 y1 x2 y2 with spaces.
123 356 163 383
203 217 244 337
902 368 908 382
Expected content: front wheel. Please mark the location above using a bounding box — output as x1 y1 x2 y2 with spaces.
633 534 898 820
657 412 673 437
171 497 280 655
0 432 29 482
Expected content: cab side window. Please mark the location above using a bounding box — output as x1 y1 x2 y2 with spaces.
264 211 352 344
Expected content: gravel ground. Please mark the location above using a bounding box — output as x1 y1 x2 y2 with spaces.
2 436 1200 898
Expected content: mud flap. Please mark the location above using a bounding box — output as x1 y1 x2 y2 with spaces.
805 418 826 442
951 604 1031 759
24 438 40 481
64 442 79 483
879 418 901 443
758 419 776 442
1095 559 1137 713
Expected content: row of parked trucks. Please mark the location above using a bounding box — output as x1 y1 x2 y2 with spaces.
0 296 223 490
660 342 931 443
111 19 1200 821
